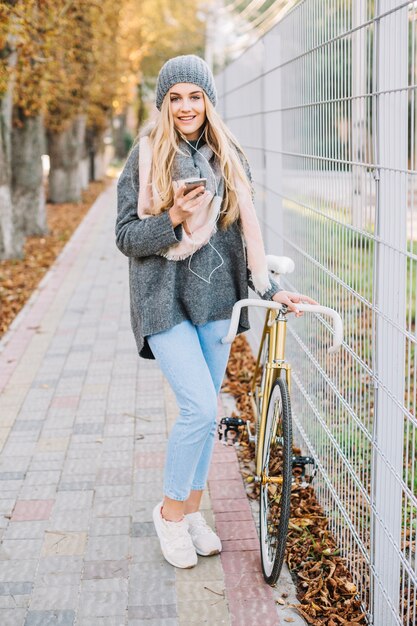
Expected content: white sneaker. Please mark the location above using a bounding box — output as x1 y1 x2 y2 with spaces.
185 511 222 556
152 501 198 569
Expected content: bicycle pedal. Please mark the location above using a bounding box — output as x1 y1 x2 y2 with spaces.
292 455 317 484
246 419 256 443
218 417 245 446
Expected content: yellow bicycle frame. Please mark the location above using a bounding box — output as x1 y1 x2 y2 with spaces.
250 308 292 478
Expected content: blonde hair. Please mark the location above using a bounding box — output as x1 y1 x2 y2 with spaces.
146 90 253 229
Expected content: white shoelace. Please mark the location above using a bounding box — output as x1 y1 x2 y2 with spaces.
162 516 192 549
187 513 213 535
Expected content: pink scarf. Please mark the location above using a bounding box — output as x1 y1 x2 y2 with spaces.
136 133 272 295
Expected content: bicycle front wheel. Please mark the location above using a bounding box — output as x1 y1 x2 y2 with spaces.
259 377 293 585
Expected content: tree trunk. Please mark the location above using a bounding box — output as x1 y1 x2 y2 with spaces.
86 126 112 181
0 50 22 259
79 125 89 189
47 113 86 203
93 129 110 180
11 112 47 237
112 111 128 159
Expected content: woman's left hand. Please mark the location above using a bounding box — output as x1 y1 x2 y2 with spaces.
271 290 319 317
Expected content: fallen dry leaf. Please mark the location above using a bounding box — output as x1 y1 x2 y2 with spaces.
0 179 110 339
223 335 368 626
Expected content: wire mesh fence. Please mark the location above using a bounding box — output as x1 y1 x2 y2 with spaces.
216 1 417 623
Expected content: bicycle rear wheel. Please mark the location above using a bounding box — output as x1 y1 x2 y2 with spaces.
259 377 293 585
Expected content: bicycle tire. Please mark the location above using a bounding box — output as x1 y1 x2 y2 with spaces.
259 377 293 585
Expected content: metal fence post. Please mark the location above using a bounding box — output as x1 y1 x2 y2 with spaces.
264 26 284 257
352 0 368 231
372 1 408 623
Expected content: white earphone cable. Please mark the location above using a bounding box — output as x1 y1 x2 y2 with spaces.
179 130 224 284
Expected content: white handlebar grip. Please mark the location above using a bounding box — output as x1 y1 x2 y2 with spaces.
296 304 343 353
221 300 343 354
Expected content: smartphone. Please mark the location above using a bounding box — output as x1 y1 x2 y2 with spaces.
183 177 207 197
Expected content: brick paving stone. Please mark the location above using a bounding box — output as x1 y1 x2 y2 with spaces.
50 396 79 409
24 471 61 486
129 578 175 606
128 605 177 620
94 485 131 498
35 572 81 587
2 442 37 457
176 599 230 624
0 581 33 595
4 520 49 540
29 585 79 610
0 538 43 560
101 454 134 468
127 617 179 626
0 608 27 625
135 482 163 501
209 479 246 500
131 522 155 537
48 510 91 531
226 590 279 626
221 538 259 552
135 451 166 469
77 618 127 626
41 531 87 556
102 437 133 452
128 561 175 586
77 590 128 618
0 559 38 581
53 491 93 511
96 468 132 486
130 537 164 563
89 517 131 537
0 477 24 492
24 609 76 625
93 497 131 518
19 485 57 500
176 579 225 604
36 437 70 452
83 559 129 580
104 424 134 438
215 520 258 541
0 593 31 609
214 510 253 522
58 481 95 491
12 422 42 433
29 456 62 471
85 535 130 561
61 459 98 474
36 556 84 575
211 497 252 514
0 458 31 472
220 549 262 574
175 556 223 582
73 423 103 435
133 468 163 483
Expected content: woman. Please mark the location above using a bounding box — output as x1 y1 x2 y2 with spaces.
115 54 316 569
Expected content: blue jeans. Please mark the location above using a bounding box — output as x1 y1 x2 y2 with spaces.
146 318 232 501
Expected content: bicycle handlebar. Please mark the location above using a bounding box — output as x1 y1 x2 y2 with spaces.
221 299 343 354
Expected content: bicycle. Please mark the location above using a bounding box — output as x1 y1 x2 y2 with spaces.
217 255 343 586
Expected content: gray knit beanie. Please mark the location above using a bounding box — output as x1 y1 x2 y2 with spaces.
155 54 217 111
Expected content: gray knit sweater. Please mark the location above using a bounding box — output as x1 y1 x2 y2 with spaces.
115 140 281 359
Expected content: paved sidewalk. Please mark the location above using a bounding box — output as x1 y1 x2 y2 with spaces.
0 182 302 625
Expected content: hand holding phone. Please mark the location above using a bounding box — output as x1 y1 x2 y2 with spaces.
183 177 207 197
169 178 209 228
